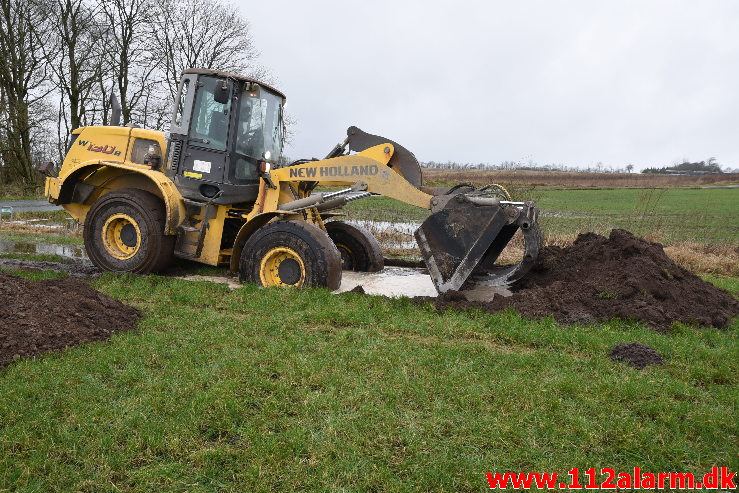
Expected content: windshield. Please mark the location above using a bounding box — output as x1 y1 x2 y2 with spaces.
235 87 283 161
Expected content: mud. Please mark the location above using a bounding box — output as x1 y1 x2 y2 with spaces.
419 229 739 331
0 273 141 370
609 342 664 369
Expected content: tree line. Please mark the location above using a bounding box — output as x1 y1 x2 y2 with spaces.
422 160 636 173
642 158 726 174
0 0 266 188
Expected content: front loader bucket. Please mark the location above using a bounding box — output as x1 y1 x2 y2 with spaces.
414 195 541 293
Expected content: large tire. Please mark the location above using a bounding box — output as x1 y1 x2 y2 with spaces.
325 221 384 272
83 189 175 273
239 220 342 290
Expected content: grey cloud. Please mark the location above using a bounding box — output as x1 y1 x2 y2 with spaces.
238 0 739 170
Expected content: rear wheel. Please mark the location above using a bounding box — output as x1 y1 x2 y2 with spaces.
84 189 175 273
239 220 342 289
325 221 384 272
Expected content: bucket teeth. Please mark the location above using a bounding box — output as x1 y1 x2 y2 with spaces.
414 197 541 293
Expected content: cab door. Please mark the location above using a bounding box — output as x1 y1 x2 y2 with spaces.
170 75 232 200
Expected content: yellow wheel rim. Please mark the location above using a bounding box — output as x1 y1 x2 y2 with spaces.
101 214 141 260
259 247 306 287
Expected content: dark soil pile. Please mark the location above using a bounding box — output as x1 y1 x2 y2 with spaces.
609 342 664 369
0 274 141 370
424 229 739 331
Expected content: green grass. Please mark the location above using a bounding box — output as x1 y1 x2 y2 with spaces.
0 273 736 491
344 195 431 222
531 188 737 243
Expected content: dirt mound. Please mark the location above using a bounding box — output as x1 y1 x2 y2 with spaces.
0 274 141 370
609 342 664 369
423 229 739 331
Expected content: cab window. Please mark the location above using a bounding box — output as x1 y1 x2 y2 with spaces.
190 77 231 151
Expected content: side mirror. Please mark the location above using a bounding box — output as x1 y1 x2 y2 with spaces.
214 79 230 104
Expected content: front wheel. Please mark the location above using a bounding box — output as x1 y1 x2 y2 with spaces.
83 189 174 273
239 220 342 289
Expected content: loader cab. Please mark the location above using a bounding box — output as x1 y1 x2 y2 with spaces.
166 69 286 205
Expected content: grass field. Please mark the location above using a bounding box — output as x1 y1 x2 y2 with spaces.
423 169 739 189
0 272 736 491
344 187 738 245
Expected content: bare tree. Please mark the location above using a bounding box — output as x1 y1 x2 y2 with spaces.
0 0 54 184
42 0 110 161
97 0 160 126
152 0 262 105
1 0 277 187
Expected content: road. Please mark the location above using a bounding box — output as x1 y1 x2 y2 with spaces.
0 199 62 213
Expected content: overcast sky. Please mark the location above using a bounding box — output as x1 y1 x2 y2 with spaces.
236 0 738 170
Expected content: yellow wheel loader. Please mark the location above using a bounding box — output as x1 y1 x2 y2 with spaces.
43 68 541 292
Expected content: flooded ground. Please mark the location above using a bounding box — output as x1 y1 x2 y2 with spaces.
0 240 87 260
0 200 62 213
346 219 420 249
0 219 514 301
177 268 510 300
336 267 437 297
336 267 511 299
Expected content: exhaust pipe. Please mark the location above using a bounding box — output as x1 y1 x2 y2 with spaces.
110 91 121 126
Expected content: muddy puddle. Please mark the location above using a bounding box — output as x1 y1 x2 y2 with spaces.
173 268 442 297
0 228 510 301
0 240 87 260
178 268 510 300
336 267 436 297
336 267 511 300
346 220 420 249
2 218 78 230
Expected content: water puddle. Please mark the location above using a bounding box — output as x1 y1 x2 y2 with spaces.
172 267 442 297
335 267 512 299
2 218 78 231
0 232 510 301
336 267 437 297
347 220 420 249
0 240 87 259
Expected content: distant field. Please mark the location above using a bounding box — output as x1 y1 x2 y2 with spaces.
423 168 739 189
345 187 738 245
531 188 738 244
